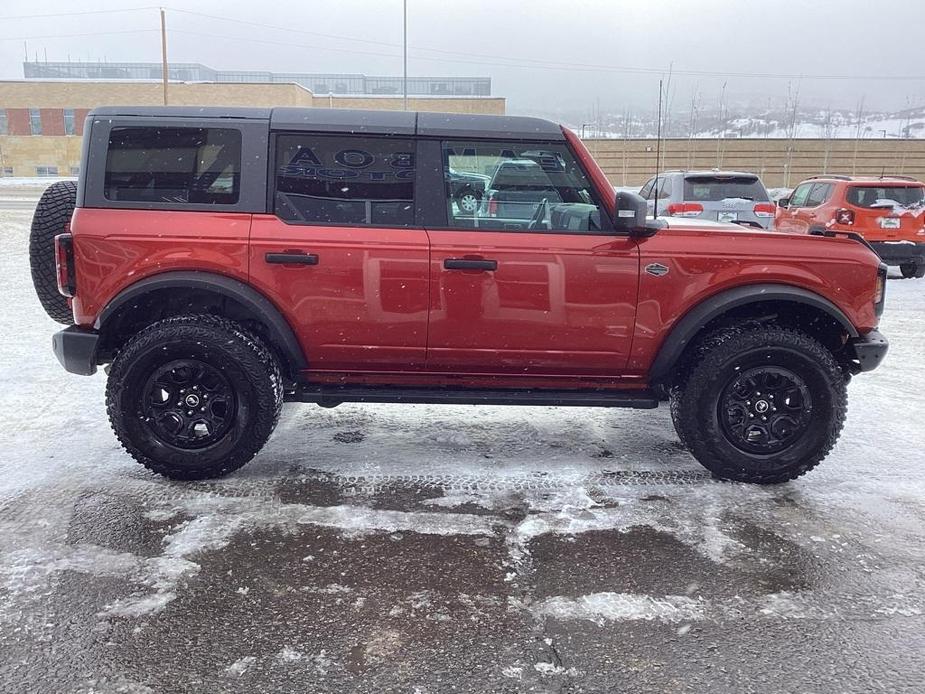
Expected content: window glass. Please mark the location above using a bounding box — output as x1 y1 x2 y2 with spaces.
788 183 813 207
0 110 7 135
655 177 672 199
36 166 58 177
846 185 925 208
442 141 607 232
104 127 241 204
683 176 769 202
639 178 655 199
63 109 76 136
29 108 42 135
805 182 833 207
275 135 415 226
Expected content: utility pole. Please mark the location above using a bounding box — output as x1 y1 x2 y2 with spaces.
160 7 169 106
402 0 408 111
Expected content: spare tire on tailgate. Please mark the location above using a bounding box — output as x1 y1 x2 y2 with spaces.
29 181 77 324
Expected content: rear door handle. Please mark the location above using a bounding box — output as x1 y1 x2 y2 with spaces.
443 258 498 271
265 252 318 266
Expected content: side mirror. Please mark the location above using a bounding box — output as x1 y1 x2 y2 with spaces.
777 197 790 208
614 191 663 237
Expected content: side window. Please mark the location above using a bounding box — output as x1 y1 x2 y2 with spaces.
805 182 832 207
442 141 607 232
789 183 812 208
105 127 241 204
656 177 672 200
275 135 415 227
639 177 655 199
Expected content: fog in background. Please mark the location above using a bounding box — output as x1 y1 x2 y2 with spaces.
2 0 924 122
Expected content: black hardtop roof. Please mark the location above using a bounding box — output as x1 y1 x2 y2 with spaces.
88 106 564 140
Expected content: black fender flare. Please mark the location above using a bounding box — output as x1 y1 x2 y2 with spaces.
96 271 307 373
648 283 858 383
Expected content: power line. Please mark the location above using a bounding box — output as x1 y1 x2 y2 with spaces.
0 28 157 41
0 7 158 20
3 6 924 84
165 28 925 82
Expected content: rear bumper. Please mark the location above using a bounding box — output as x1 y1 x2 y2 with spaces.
845 329 889 373
52 325 99 375
870 241 925 266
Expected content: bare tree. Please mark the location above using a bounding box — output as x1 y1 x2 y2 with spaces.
852 96 866 175
687 86 700 170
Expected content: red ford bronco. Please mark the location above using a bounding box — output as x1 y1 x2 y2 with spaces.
30 107 888 483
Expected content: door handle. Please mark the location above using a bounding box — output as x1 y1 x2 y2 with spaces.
443 258 498 271
265 252 318 266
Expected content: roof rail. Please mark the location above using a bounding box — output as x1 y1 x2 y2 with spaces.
880 174 919 181
807 174 852 181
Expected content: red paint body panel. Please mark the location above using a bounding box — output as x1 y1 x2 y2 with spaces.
249 215 430 371
629 223 881 374
69 208 251 325
67 124 883 391
426 229 639 374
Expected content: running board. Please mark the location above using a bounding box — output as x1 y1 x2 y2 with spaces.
290 385 659 409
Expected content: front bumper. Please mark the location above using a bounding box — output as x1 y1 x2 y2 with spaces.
845 329 889 373
52 325 100 375
870 241 925 266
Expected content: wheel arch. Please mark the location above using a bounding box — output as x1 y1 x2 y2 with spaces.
649 283 858 385
95 271 307 379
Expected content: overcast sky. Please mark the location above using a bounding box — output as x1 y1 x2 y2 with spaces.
2 0 924 117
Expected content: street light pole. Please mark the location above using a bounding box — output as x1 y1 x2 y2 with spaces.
160 7 169 106
402 0 408 110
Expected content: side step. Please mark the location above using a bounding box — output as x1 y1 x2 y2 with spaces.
291 385 659 409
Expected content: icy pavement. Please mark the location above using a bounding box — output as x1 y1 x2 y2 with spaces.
1 202 924 693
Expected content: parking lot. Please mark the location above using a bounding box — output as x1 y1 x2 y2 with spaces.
1 190 924 693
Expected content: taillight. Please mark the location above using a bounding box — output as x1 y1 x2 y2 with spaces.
874 263 887 316
665 202 703 217
835 208 855 225
487 195 498 217
753 202 775 218
54 233 76 297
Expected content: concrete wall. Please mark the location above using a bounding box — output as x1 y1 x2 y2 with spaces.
583 137 925 189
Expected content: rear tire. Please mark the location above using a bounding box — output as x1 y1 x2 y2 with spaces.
670 326 847 484
899 262 924 279
29 181 77 324
106 315 283 480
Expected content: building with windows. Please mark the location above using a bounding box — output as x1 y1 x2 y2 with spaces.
0 79 504 177
23 61 491 97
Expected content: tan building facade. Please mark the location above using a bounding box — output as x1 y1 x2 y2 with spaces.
0 80 505 176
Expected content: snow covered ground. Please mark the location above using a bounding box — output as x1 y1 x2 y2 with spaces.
1 199 924 692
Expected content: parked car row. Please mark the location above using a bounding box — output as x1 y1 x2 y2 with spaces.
623 169 925 278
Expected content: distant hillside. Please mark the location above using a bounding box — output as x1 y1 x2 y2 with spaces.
568 106 925 140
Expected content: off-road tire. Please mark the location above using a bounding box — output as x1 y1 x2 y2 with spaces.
29 181 77 324
670 326 847 484
106 315 283 480
899 262 925 279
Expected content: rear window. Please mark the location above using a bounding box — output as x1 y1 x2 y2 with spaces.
105 127 241 204
846 185 925 208
683 176 769 202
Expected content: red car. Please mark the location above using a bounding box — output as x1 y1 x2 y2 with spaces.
776 175 925 278
30 106 888 484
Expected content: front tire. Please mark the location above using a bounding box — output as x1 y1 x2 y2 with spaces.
670 326 847 484
106 315 283 480
899 262 924 279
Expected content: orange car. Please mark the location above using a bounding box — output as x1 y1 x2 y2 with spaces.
776 175 925 278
